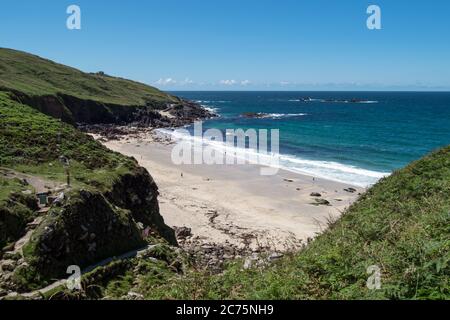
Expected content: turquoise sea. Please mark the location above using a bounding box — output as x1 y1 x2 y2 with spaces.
170 91 450 187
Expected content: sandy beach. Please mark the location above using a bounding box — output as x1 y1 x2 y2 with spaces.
98 132 363 252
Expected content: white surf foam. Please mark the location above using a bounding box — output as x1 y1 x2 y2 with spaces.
264 113 308 119
156 128 390 187
201 105 219 113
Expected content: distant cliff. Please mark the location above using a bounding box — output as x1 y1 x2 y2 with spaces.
0 48 215 127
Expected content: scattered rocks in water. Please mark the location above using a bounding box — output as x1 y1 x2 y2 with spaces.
240 112 267 119
310 192 322 197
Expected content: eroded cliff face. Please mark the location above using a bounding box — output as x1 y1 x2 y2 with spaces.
8 91 76 125
9 90 153 125
105 167 177 245
8 91 214 128
24 190 144 279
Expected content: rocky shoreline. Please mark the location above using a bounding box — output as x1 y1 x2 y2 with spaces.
79 99 217 139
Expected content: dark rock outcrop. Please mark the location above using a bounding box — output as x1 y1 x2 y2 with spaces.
105 167 177 245
25 189 145 278
240 112 267 119
0 193 37 250
174 227 192 240
19 167 176 280
8 90 216 129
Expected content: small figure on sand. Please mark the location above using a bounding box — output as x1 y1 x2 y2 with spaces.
181 172 184 178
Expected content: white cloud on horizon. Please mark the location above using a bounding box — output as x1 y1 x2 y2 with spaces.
220 79 237 86
150 79 449 91
154 78 256 88
180 78 195 86
155 78 177 86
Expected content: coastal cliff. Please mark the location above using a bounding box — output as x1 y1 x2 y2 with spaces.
0 48 214 128
0 89 177 291
0 48 214 294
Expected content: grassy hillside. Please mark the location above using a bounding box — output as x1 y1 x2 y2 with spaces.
0 93 176 292
0 92 132 173
0 48 178 106
0 176 36 250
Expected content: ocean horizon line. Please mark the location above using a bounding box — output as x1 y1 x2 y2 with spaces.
168 89 450 93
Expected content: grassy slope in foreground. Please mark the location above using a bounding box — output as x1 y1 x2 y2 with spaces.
0 48 178 106
135 146 449 300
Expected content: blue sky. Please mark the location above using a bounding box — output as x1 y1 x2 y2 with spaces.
1 0 449 91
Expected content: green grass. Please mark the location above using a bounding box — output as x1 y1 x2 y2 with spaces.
0 91 136 190
0 176 35 249
0 176 32 202
0 92 136 268
0 93 174 291
0 48 178 106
